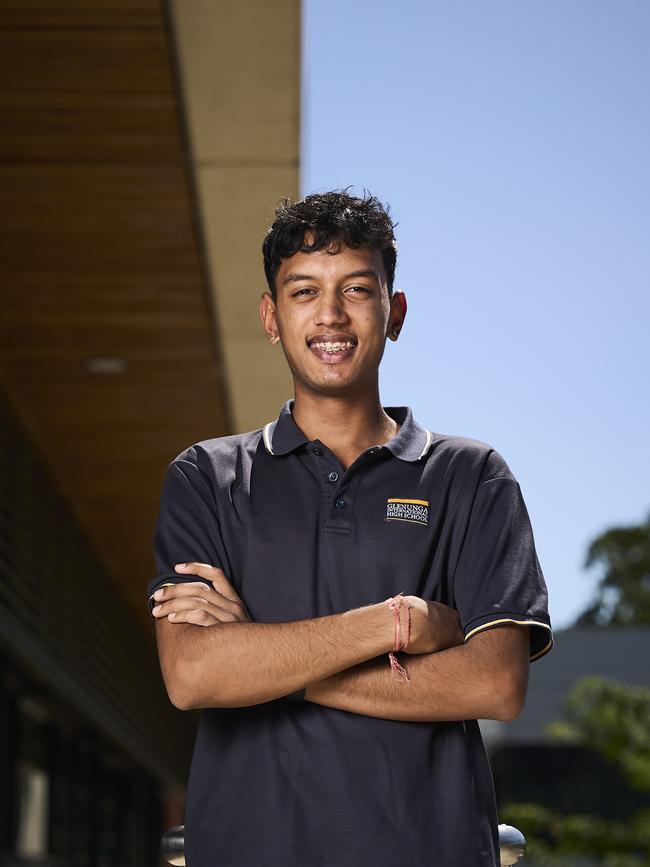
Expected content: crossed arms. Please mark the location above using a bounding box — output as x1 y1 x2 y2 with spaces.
152 563 530 723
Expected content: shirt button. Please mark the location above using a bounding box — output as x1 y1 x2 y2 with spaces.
312 447 323 456
328 471 339 482
335 497 347 509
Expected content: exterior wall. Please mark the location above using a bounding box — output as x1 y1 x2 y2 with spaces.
483 627 650 748
0 392 195 865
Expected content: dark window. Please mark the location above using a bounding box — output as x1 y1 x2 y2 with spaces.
1 658 162 867
492 744 648 820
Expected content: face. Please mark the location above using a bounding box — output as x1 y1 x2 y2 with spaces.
259 240 406 398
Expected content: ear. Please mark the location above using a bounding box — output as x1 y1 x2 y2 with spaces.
260 291 280 344
387 290 407 341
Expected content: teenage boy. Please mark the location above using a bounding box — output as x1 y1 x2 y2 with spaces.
149 190 552 867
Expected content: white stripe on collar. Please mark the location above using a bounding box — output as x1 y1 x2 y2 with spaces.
262 421 275 455
264 419 432 461
417 429 434 461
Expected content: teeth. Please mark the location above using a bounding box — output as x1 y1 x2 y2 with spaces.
311 341 355 353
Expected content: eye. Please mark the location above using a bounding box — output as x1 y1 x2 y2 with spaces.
292 287 316 297
346 285 371 294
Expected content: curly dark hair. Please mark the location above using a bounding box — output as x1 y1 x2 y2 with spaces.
262 188 398 300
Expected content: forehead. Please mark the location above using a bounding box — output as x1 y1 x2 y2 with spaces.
276 242 386 290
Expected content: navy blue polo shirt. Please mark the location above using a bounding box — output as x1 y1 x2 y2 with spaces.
148 398 552 867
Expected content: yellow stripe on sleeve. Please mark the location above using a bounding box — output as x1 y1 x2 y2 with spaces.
464 618 553 662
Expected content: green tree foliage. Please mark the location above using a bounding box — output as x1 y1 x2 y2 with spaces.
575 514 650 626
504 677 650 865
502 517 650 862
502 802 650 867
548 677 650 791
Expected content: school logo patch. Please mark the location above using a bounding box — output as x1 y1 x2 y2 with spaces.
385 498 429 526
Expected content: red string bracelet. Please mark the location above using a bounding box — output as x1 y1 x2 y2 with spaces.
387 592 411 682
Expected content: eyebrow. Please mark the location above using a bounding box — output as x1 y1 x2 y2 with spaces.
282 269 381 286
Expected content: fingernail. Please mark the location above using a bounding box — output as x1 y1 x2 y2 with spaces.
169 612 176 619
154 589 164 600
175 563 188 570
152 605 161 614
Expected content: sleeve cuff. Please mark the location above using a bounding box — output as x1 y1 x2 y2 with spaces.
463 614 553 662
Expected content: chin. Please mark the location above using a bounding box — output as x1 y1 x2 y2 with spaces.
303 371 373 398
288 354 377 395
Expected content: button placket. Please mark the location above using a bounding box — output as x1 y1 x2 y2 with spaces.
308 442 347 521
328 470 346 510
326 469 349 517
323 462 365 533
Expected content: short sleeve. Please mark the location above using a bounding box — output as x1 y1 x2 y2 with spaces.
147 451 229 616
452 451 553 662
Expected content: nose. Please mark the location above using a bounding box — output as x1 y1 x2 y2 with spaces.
314 290 350 326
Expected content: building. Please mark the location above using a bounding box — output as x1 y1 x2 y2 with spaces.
486 627 650 838
0 1 299 864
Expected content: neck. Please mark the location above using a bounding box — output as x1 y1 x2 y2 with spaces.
291 384 399 454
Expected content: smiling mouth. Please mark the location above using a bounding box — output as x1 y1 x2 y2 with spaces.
309 339 356 353
307 337 357 364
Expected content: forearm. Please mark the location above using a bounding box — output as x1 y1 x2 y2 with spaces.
157 602 393 710
304 627 530 722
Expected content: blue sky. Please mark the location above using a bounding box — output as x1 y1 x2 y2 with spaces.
301 1 650 630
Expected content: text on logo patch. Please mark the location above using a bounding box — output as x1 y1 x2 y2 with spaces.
385 498 429 526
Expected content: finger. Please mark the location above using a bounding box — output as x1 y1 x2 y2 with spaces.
171 605 240 624
156 581 223 600
175 562 224 578
154 583 251 622
152 597 235 620
210 577 246 609
167 608 222 627
154 581 240 611
170 566 252 620
204 569 241 604
174 563 242 604
154 580 210 596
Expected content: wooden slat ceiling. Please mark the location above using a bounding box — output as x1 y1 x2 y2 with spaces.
0 0 231 635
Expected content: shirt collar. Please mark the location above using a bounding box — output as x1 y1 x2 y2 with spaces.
262 399 309 456
262 399 433 462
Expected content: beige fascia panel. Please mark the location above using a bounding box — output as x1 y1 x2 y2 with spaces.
225 335 294 434
170 0 301 433
197 166 298 331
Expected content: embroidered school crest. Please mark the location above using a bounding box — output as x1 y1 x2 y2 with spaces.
385 498 429 526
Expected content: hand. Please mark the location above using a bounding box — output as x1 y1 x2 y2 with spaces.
151 563 253 626
394 596 464 655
